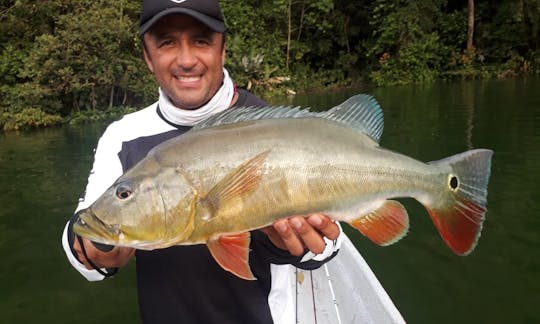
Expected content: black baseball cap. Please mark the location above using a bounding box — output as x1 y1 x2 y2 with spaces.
139 0 225 36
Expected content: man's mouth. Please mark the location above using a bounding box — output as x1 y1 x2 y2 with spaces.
175 75 202 83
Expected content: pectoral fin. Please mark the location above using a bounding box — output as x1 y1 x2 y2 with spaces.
349 200 409 246
201 150 270 216
207 232 255 280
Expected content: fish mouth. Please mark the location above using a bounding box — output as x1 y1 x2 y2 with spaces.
72 208 120 245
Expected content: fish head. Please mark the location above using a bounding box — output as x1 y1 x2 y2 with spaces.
73 169 196 249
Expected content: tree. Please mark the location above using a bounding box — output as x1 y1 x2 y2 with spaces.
20 0 154 113
521 0 540 51
2 0 540 129
466 0 475 52
366 0 447 85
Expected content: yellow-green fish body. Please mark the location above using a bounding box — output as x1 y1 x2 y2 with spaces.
74 95 493 280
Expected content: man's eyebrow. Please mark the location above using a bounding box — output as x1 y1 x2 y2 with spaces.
192 30 217 38
148 29 217 41
150 31 172 41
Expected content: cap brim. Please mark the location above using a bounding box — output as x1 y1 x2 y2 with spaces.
139 8 225 36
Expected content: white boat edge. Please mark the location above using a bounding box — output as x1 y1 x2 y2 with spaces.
292 233 406 324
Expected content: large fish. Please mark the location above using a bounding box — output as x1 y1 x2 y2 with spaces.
73 94 493 280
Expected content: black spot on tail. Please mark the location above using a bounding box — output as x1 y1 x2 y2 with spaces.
449 175 459 190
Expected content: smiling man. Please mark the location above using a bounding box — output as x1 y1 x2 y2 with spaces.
62 1 342 323
142 14 227 110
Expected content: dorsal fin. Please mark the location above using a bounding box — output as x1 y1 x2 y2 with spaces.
192 105 310 130
193 94 384 142
319 94 384 143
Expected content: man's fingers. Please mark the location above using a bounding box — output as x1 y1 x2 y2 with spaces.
269 214 341 256
72 237 93 270
273 219 305 256
289 216 326 255
73 237 135 269
306 214 340 241
260 226 287 251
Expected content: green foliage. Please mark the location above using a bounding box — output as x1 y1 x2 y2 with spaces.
66 106 137 126
222 0 364 94
532 50 540 75
369 32 443 86
20 0 154 113
1 81 63 115
366 0 447 86
0 108 63 132
1 0 539 131
222 1 284 91
476 1 529 64
0 44 26 84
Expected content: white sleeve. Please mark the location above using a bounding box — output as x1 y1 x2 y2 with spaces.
300 221 343 263
61 123 125 281
61 222 106 281
75 125 125 212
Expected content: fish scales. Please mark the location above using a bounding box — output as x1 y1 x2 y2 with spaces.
149 118 446 242
73 94 493 280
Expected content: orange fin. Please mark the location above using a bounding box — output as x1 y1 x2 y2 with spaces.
207 232 256 280
202 151 270 215
426 149 492 255
426 199 485 255
349 200 409 246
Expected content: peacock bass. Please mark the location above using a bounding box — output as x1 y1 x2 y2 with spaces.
73 94 493 280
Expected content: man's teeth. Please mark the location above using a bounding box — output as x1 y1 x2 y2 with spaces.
176 75 200 82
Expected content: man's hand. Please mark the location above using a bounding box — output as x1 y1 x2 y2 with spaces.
73 237 135 270
261 214 340 256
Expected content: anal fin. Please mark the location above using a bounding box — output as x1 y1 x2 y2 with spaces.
207 232 256 280
349 200 409 246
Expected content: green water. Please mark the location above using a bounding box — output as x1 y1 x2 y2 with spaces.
1 78 539 323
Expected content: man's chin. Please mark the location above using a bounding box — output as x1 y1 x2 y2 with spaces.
169 95 207 110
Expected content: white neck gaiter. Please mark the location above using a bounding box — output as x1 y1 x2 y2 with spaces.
158 68 235 126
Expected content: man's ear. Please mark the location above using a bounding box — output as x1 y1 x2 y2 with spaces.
221 38 226 64
142 45 154 73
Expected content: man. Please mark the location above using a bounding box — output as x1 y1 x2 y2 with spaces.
62 1 343 323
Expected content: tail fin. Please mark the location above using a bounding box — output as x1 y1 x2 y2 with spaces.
426 149 493 255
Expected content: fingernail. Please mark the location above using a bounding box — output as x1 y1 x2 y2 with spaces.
291 218 302 229
276 221 288 233
310 214 322 226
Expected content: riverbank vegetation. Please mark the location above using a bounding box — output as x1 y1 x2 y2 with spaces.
1 0 539 131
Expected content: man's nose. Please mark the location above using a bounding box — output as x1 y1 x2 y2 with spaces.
175 45 197 70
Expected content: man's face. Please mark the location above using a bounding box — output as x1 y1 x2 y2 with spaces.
143 14 226 110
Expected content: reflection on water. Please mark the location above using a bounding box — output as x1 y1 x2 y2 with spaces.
1 78 539 323
273 78 540 324
0 126 141 323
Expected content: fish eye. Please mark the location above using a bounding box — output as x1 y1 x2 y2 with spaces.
116 183 133 200
448 174 459 191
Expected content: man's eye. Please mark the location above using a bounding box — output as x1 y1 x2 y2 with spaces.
158 40 173 47
194 38 211 46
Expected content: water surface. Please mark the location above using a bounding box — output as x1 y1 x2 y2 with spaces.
1 78 538 323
